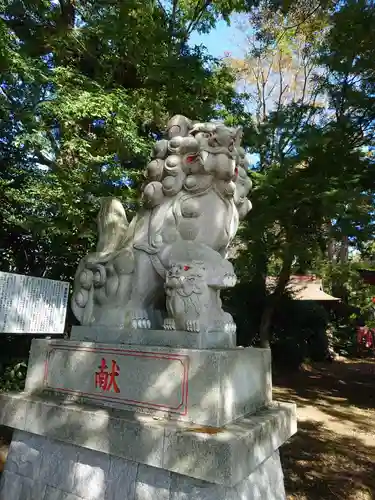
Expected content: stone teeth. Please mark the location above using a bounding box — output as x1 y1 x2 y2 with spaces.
200 151 209 163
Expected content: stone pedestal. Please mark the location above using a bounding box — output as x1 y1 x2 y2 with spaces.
25 339 272 426
0 333 297 500
70 325 236 350
1 431 286 500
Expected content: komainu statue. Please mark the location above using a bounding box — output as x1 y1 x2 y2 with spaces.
71 115 252 332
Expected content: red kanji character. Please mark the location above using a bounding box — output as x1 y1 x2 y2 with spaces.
95 358 109 390
107 360 120 393
95 358 121 393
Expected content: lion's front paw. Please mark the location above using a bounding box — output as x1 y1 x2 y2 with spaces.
224 322 236 334
125 305 151 329
223 273 237 287
186 320 200 332
163 318 176 331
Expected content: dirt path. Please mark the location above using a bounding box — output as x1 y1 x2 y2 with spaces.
274 358 375 500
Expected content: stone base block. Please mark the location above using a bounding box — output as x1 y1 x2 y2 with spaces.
0 430 287 500
25 339 272 426
0 392 296 486
71 325 236 349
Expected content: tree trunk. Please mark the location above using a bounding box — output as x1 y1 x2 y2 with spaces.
259 245 294 349
259 304 273 348
327 238 335 262
338 235 349 263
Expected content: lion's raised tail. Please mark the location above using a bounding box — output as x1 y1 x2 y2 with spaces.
96 197 129 257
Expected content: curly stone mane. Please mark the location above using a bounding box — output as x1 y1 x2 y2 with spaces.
142 115 252 219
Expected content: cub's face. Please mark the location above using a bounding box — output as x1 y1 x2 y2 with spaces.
166 261 206 284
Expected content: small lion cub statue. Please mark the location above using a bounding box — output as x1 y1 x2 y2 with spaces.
164 261 210 332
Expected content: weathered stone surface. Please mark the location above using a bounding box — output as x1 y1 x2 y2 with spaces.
235 451 286 500
24 338 47 393
25 338 271 426
5 430 43 479
135 464 171 500
44 486 83 500
0 470 47 500
70 325 235 349
72 446 110 500
162 403 296 486
107 413 165 468
170 474 235 500
38 437 79 492
0 470 23 500
105 456 137 500
0 392 27 429
0 433 287 500
0 392 296 486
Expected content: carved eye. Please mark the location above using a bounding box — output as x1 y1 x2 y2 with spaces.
183 265 190 271
209 135 219 146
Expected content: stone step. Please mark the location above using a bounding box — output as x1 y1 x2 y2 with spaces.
0 392 296 486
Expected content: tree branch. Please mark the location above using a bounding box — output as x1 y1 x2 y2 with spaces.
170 0 179 32
0 86 13 104
156 0 168 19
276 4 322 44
185 0 212 38
32 151 55 169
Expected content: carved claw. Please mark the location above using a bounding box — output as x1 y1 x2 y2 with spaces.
186 320 200 332
224 322 236 334
163 318 176 330
127 309 151 330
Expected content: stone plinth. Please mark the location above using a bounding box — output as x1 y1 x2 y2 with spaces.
0 432 285 500
0 334 297 500
0 393 296 499
25 339 272 427
70 325 236 349
0 393 296 485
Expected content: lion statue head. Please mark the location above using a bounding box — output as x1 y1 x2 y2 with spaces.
142 115 252 220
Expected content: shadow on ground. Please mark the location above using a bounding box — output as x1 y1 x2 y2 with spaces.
281 420 375 500
275 358 375 500
274 359 375 412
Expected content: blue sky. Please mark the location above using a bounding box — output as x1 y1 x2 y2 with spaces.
189 19 245 58
189 20 259 167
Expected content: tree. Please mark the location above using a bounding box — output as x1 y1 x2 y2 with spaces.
317 0 375 265
226 3 330 346
0 0 250 285
229 0 375 347
0 0 329 280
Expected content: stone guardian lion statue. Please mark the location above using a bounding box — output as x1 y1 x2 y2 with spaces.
71 114 252 332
